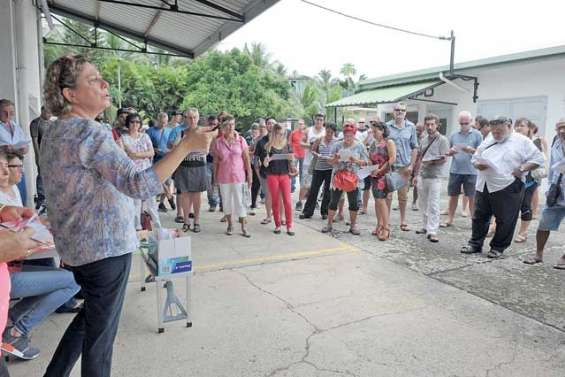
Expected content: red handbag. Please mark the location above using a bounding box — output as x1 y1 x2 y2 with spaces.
333 170 358 192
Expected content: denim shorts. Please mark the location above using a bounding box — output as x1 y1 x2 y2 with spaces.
538 205 565 231
447 173 477 196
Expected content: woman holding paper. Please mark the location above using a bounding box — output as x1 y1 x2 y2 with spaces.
322 123 369 235
213 115 253 237
368 120 397 241
40 54 199 377
300 123 337 220
261 123 297 235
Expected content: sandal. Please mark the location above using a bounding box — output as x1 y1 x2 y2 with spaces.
440 222 452 228
514 234 528 243
321 225 333 233
372 226 383 236
349 226 361 235
415 228 427 235
428 234 439 243
260 218 272 225
460 245 481 254
400 224 411 232
192 224 201 233
377 227 390 241
273 227 281 234
182 223 191 232
175 216 184 224
522 256 542 265
486 249 503 259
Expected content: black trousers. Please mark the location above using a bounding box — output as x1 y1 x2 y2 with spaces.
520 182 538 221
251 167 261 208
468 179 524 253
302 169 332 217
43 253 132 377
329 188 360 211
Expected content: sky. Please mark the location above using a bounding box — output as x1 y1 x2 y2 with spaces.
219 0 565 81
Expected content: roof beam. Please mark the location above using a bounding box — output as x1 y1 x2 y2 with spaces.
192 0 244 21
47 3 194 58
144 10 164 37
97 0 243 22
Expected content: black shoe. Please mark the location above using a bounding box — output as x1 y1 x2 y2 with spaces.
174 216 184 224
168 198 176 210
321 214 328 220
299 214 311 219
158 203 168 213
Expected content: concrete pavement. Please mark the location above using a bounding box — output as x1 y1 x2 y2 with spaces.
8 193 565 377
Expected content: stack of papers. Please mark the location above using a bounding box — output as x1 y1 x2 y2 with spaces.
0 215 54 246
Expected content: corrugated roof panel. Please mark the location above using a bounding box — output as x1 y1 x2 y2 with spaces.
46 0 280 57
326 81 442 108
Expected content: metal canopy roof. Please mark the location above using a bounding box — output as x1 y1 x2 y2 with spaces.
326 80 443 108
45 0 280 58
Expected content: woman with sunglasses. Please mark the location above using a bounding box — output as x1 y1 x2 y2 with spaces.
122 113 162 230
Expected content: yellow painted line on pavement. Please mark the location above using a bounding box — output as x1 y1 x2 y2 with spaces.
194 243 360 272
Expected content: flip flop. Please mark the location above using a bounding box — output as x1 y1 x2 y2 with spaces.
428 235 439 243
260 218 272 225
553 263 565 270
522 256 542 265
440 223 452 228
514 234 528 243
400 224 411 232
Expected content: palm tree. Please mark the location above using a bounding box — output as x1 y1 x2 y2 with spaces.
243 42 272 70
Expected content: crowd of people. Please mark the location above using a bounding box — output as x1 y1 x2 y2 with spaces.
0 53 565 377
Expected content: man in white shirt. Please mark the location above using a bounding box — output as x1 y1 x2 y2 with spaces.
461 116 545 258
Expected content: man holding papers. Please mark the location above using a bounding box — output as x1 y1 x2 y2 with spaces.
461 117 544 258
413 114 449 243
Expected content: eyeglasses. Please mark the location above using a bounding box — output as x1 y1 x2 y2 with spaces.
394 109 406 113
459 122 470 126
8 165 23 169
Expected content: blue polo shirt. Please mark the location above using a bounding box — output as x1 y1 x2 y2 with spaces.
386 119 418 168
146 126 172 161
449 128 483 175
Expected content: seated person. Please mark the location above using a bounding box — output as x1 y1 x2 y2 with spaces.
0 152 80 360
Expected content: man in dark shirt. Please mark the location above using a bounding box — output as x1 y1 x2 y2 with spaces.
29 106 52 209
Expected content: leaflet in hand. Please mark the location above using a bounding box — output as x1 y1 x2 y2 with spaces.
422 154 445 162
357 164 379 180
269 153 293 161
338 149 355 162
0 216 54 246
475 157 503 174
453 144 467 152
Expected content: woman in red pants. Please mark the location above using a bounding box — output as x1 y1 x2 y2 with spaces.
261 123 298 235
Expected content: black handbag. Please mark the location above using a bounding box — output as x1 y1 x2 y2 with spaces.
546 173 563 207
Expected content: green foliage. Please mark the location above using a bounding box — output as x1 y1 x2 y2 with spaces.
42 16 366 127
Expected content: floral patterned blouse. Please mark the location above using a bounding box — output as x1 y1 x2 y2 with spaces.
368 139 390 191
40 117 162 266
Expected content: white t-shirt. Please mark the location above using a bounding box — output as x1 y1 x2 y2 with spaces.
304 127 326 167
0 185 23 206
